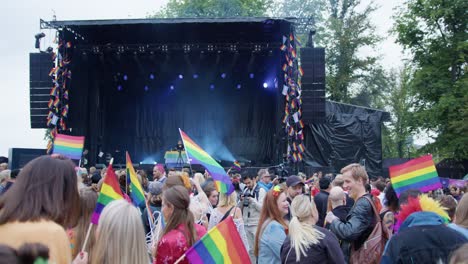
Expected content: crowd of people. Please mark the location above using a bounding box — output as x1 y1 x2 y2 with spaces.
0 156 467 264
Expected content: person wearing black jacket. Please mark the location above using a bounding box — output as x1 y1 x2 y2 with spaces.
314 176 332 227
325 164 376 263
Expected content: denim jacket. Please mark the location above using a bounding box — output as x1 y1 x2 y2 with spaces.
258 220 286 264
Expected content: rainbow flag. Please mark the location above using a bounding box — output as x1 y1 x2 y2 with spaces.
389 155 441 196
185 216 251 264
52 134 84 160
179 129 234 195
91 164 124 224
126 152 145 207
232 161 241 171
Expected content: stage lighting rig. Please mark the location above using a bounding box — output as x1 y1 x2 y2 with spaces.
34 32 45 49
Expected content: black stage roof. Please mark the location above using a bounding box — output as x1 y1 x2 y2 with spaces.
40 18 296 46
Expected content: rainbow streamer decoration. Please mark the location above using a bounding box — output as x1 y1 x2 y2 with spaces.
52 134 84 160
126 152 145 207
91 164 124 225
185 216 251 264
389 155 441 196
179 129 234 195
298 143 305 153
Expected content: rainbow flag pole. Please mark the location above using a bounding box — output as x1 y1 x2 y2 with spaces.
179 129 234 195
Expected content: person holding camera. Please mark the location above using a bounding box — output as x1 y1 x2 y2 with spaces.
241 174 267 263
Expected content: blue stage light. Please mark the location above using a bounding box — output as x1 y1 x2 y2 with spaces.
221 73 227 79
149 74 155 80
193 74 199 79
123 75 128 81
236 84 241 89
170 85 175 90
263 82 268 88
210 84 215 90
178 74 184 79
144 85 149 91
117 85 122 91
249 73 255 79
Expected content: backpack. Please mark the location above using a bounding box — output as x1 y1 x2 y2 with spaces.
350 196 389 264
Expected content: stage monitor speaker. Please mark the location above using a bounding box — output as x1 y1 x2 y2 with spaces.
30 53 54 129
300 47 326 123
8 148 46 170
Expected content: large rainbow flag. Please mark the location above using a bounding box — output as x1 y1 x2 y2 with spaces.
126 152 145 207
185 216 251 264
91 164 124 224
179 129 234 195
389 155 441 196
52 134 85 160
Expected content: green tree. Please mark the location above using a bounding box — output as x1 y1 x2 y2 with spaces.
275 0 382 105
382 65 416 158
394 0 468 159
150 0 273 18
323 0 381 103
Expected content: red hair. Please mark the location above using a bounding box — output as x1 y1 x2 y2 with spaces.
254 187 288 257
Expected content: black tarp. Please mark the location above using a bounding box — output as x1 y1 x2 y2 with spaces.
303 101 390 178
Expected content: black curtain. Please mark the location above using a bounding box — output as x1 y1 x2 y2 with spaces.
69 52 280 165
303 101 387 178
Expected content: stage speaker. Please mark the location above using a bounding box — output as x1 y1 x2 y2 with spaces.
8 148 46 170
30 53 54 129
300 47 326 123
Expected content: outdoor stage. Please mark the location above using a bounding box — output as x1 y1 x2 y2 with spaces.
32 17 389 177
39 18 293 167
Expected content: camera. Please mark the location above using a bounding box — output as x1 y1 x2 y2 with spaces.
242 193 253 207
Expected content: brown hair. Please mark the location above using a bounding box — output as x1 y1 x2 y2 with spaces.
0 243 50 264
254 187 288 257
73 187 98 259
0 155 80 227
164 174 191 191
160 186 197 249
341 163 368 185
454 194 468 228
439 195 457 222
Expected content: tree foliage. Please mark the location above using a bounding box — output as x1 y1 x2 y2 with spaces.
150 0 273 18
381 65 417 158
394 0 468 159
322 0 381 104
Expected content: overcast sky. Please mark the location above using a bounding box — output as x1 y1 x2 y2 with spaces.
0 0 404 157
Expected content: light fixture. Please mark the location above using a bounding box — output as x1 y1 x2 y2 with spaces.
34 32 45 49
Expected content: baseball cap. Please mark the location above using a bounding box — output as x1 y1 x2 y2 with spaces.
286 175 304 187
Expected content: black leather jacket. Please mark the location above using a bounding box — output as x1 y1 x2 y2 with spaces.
330 194 376 261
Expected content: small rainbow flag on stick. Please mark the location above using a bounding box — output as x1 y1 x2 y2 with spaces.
185 217 251 264
179 129 234 195
91 163 124 224
232 161 241 171
126 152 145 207
389 155 441 196
52 134 85 160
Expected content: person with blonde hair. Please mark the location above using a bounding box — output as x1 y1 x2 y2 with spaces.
254 185 289 264
91 200 149 264
69 187 98 259
208 191 249 251
449 194 468 238
325 163 378 263
281 195 345 263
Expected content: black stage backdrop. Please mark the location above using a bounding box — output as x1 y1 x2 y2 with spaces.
302 101 389 178
69 52 282 165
